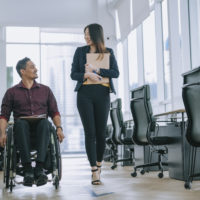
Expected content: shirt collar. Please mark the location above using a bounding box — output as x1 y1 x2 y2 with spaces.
17 80 40 89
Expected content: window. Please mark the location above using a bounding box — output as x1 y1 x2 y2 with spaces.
128 30 138 90
115 10 121 40
6 27 85 153
41 32 84 43
6 27 40 43
143 11 157 100
162 0 171 100
6 44 40 85
177 0 182 36
189 0 200 68
117 42 125 110
40 44 84 153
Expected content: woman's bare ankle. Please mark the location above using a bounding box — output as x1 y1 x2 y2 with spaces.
96 162 102 174
91 166 97 171
96 162 102 167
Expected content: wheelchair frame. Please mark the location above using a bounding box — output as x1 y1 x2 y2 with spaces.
3 121 62 192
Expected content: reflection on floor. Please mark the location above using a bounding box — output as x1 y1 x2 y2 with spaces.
1 155 200 200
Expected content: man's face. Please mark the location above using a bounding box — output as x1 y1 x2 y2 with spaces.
21 60 38 80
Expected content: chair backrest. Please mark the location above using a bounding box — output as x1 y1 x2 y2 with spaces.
130 85 154 145
182 67 200 147
110 98 124 144
182 66 200 85
106 124 113 139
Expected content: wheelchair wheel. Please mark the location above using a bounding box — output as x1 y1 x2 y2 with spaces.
4 126 14 189
0 147 4 171
49 124 62 189
52 127 62 180
53 131 62 181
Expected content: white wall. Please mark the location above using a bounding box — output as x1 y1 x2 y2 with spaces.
0 0 117 46
97 0 116 48
0 0 98 27
0 27 6 103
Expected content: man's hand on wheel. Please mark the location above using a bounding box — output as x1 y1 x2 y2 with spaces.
56 129 65 143
0 133 7 147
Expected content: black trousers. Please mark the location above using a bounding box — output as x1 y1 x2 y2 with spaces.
14 118 50 165
77 85 110 167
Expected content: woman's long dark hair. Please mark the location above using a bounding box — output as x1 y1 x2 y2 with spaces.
84 23 108 60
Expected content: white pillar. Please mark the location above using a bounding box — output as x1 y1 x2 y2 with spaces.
168 0 183 109
154 2 165 113
122 39 131 120
180 0 191 73
137 25 145 86
0 26 6 103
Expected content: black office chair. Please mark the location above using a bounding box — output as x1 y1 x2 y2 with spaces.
182 66 200 189
104 124 114 162
110 98 134 169
130 85 173 178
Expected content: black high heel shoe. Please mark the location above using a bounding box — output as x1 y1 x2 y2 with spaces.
97 165 102 174
91 168 101 185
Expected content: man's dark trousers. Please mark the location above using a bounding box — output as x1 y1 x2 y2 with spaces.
14 118 50 165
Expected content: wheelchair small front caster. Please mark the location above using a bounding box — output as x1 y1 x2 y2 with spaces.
158 172 163 178
184 182 191 189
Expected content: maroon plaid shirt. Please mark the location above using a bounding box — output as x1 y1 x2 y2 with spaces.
0 81 60 121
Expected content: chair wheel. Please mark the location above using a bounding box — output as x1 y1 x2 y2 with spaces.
140 169 145 175
184 182 191 189
131 172 137 177
111 165 117 170
158 172 163 178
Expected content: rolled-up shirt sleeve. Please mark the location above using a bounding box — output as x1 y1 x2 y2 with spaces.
0 89 13 121
47 88 60 119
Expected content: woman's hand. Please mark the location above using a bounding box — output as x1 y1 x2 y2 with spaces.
85 64 98 73
84 72 102 82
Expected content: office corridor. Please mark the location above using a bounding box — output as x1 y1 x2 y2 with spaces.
0 155 200 200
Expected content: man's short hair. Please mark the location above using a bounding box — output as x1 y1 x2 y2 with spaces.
16 57 31 77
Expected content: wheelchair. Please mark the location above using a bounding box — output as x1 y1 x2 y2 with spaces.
3 121 62 192
0 147 4 170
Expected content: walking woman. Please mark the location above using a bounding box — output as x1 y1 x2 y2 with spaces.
71 23 119 185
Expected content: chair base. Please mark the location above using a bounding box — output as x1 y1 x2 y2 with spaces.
132 160 168 178
134 161 168 170
111 144 134 170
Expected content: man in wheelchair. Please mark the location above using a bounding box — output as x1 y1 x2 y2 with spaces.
0 57 65 187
